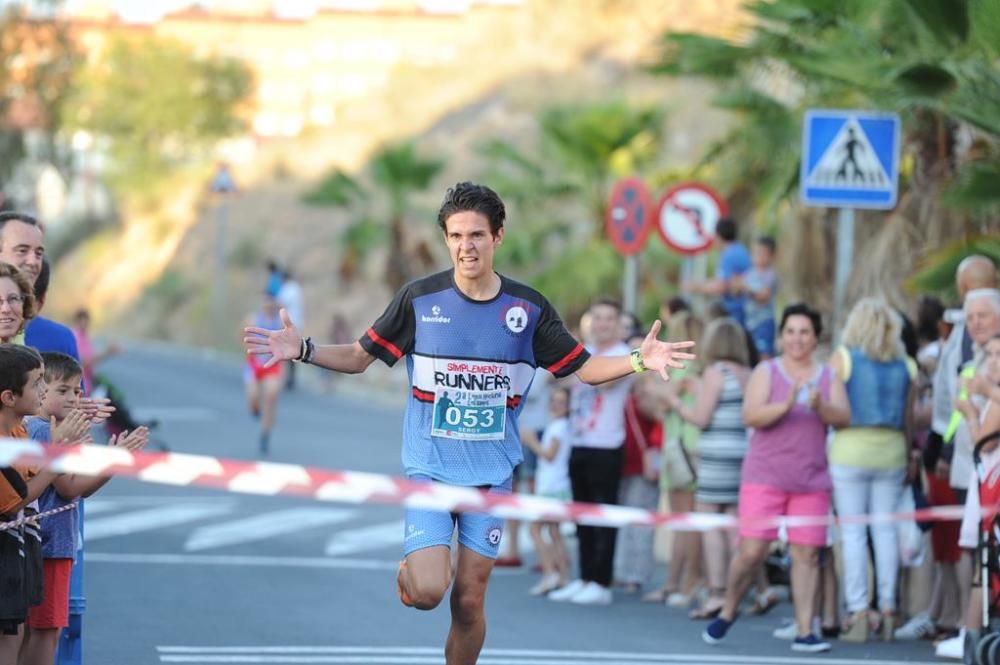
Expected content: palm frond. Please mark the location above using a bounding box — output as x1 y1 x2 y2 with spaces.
302 169 365 207
907 235 1000 298
969 0 1000 57
649 33 747 79
900 0 970 49
943 159 1000 211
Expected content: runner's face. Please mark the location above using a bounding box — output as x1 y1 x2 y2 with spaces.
779 314 817 361
444 211 502 282
42 377 83 420
0 276 25 341
0 221 44 284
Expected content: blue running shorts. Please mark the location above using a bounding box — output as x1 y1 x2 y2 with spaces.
403 474 513 560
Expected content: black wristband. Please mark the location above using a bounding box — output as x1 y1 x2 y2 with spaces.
302 337 315 364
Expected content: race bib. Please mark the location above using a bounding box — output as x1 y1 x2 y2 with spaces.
431 388 506 440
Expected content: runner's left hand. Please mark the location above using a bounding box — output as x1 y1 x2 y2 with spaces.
639 320 696 381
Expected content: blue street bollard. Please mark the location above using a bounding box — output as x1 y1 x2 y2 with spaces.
56 500 84 665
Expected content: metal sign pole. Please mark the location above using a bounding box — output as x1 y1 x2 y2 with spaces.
623 254 639 314
832 206 855 338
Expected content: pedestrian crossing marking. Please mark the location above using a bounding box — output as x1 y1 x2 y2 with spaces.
185 508 358 551
324 520 403 556
85 504 236 541
154 646 941 665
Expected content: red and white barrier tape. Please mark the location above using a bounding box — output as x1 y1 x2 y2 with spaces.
0 439 985 531
0 502 78 532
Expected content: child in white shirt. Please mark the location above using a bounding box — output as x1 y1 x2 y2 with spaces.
521 387 572 595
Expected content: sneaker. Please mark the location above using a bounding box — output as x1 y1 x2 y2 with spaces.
894 613 935 640
773 617 820 640
703 616 735 645
548 579 586 602
935 629 965 660
529 573 562 597
569 581 613 606
791 634 831 653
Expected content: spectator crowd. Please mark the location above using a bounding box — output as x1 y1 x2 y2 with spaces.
500 216 1000 659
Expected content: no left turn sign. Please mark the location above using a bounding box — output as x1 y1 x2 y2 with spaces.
655 182 728 255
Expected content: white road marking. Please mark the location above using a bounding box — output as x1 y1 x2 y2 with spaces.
84 504 235 541
133 406 217 422
86 552 527 573
79 500 120 516
185 508 358 551
324 520 403 556
154 646 940 665
87 552 399 570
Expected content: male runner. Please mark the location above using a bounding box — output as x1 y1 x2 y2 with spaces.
244 182 694 665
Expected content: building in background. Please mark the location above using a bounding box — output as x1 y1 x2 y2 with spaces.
61 1 525 138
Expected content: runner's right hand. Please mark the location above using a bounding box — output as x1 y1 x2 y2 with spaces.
243 308 302 368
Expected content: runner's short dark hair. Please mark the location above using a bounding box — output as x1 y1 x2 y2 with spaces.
716 217 737 242
0 344 42 397
437 182 506 235
40 352 82 385
779 303 823 337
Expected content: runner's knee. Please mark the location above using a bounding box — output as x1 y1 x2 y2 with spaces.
450 585 485 624
407 575 449 611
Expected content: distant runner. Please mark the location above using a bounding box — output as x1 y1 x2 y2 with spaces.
244 293 285 456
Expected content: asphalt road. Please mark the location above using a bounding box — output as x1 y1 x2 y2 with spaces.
80 345 943 664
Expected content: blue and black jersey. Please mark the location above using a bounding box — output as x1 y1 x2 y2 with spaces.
359 270 588 486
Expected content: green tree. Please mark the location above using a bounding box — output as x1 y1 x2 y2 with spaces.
304 141 444 291
0 5 80 182
653 0 1000 305
63 36 252 190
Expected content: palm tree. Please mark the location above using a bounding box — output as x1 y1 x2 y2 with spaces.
652 0 1000 307
304 141 443 290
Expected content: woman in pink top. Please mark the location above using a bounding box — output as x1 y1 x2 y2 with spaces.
703 304 850 653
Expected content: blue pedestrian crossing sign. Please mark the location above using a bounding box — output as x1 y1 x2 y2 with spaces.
800 109 901 209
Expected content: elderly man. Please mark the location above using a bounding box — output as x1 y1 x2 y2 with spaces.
934 256 998 491
934 285 1000 660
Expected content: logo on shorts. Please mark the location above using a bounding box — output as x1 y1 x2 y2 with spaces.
487 527 502 546
504 306 528 334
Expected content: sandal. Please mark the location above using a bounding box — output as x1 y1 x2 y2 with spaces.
746 588 780 616
641 587 673 603
689 598 725 620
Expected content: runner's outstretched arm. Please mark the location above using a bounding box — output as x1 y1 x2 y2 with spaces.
244 308 376 374
575 320 695 385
